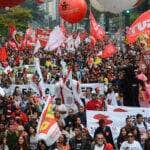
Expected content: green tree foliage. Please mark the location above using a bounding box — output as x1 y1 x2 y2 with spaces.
0 6 32 37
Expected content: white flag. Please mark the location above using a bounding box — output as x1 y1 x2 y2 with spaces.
75 34 81 48
45 26 65 51
34 39 41 54
0 87 5 97
66 35 75 52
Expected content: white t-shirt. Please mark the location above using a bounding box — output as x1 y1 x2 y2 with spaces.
106 91 118 106
94 144 104 150
120 140 142 150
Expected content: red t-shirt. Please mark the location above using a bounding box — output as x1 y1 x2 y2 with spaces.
86 99 104 111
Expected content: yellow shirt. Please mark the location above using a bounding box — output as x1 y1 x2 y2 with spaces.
94 57 102 65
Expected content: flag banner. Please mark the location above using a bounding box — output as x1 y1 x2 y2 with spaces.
34 58 45 98
9 23 16 39
24 27 36 48
66 35 75 52
61 19 67 34
0 47 7 62
74 34 81 48
126 10 150 43
0 87 5 97
36 28 51 47
37 97 61 146
87 108 150 140
90 11 105 41
34 39 41 54
45 26 65 51
101 43 117 58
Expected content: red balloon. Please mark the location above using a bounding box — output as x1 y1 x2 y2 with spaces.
58 0 87 23
101 43 117 58
0 0 25 8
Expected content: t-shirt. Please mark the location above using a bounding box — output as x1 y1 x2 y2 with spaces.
120 140 142 150
86 100 104 111
75 139 82 150
29 135 38 150
106 92 118 106
94 144 104 150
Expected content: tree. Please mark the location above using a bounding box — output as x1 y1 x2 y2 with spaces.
0 6 32 38
22 0 47 27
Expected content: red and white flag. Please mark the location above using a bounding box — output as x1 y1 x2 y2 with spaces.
90 11 105 41
37 97 61 146
36 28 50 47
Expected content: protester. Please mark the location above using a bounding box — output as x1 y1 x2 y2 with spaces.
0 136 9 150
94 119 115 148
13 136 28 150
120 131 143 150
69 127 91 150
27 126 38 150
144 130 150 150
117 127 127 149
91 133 114 150
135 114 148 140
54 134 70 150
124 117 135 132
86 92 105 111
75 106 86 127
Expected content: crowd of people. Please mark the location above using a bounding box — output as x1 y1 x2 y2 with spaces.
0 29 150 150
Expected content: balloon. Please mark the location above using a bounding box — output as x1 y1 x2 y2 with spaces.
101 43 117 58
96 0 142 14
0 0 25 8
58 0 87 23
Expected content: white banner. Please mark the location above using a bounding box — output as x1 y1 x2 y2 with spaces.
86 108 150 141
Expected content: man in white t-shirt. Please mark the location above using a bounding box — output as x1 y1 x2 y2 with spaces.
120 131 142 150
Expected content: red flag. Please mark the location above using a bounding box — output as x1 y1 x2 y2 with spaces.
126 10 150 43
61 19 67 35
36 28 50 47
9 23 16 39
90 11 105 41
0 47 7 62
101 43 117 58
79 32 87 41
